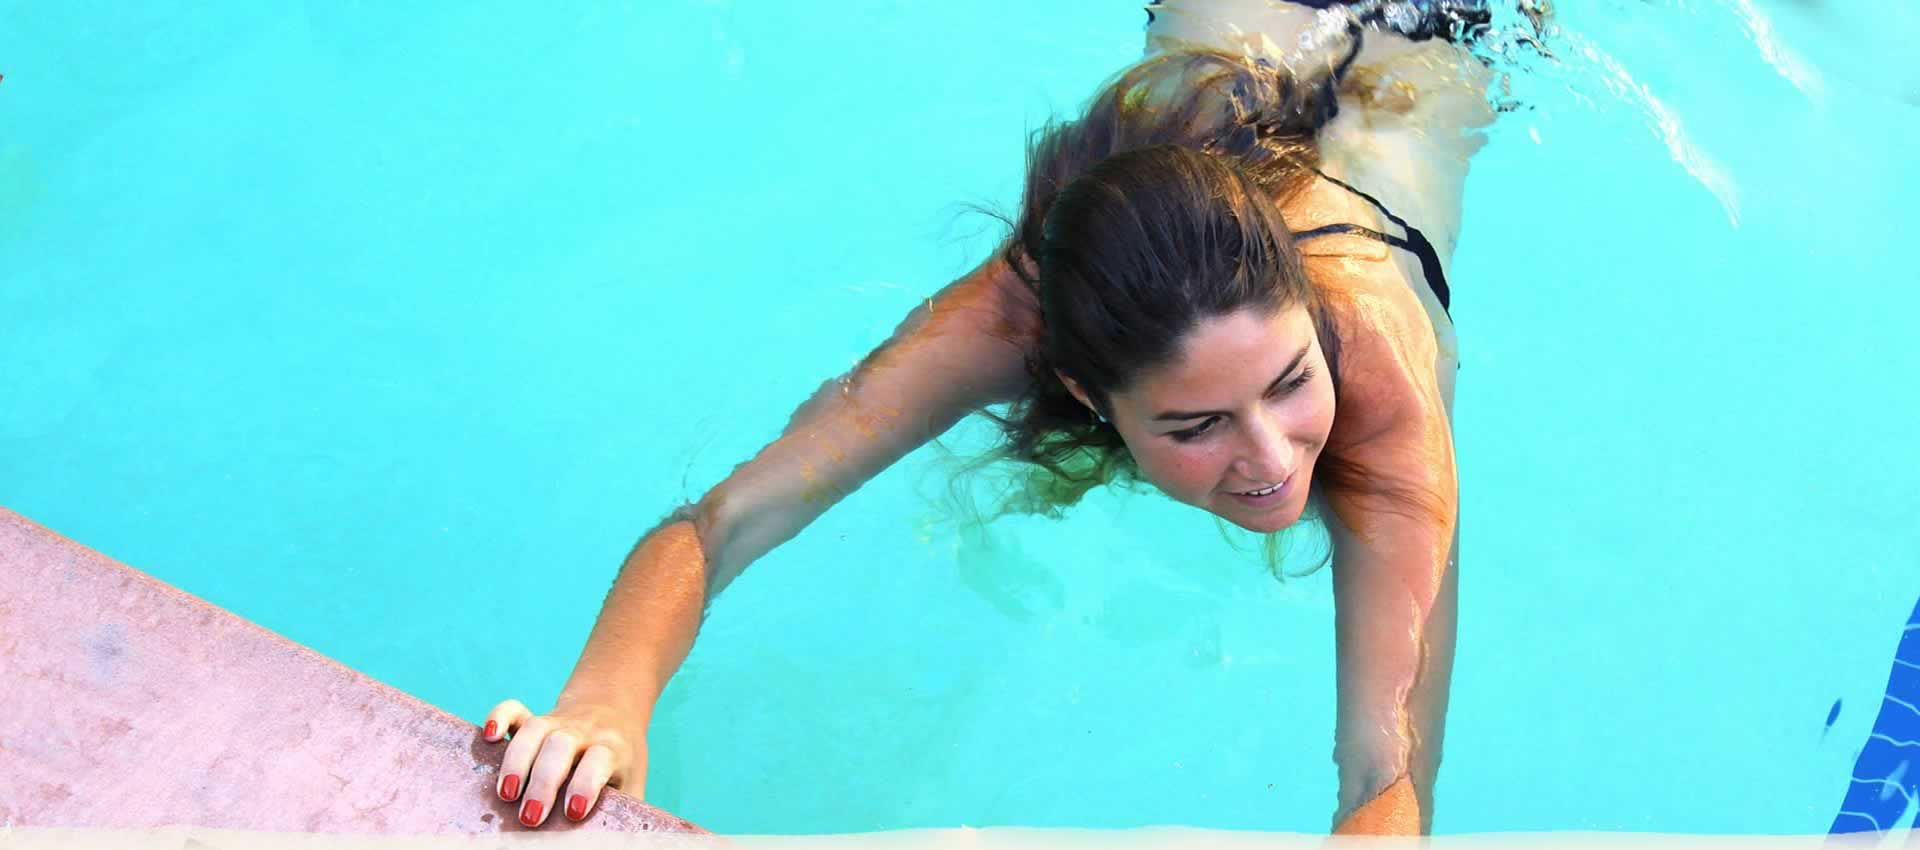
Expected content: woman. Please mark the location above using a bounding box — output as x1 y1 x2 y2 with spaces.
482 0 1499 835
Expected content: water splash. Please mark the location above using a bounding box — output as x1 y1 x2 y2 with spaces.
1563 30 1742 226
1724 0 1825 102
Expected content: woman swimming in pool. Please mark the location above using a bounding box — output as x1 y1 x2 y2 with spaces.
483 0 1503 835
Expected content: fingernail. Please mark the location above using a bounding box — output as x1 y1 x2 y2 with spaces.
501 774 520 800
521 799 544 826
567 794 587 820
483 720 497 740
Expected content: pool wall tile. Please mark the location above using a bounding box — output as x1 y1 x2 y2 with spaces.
1830 596 1920 834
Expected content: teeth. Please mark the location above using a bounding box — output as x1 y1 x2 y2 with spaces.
1240 482 1282 497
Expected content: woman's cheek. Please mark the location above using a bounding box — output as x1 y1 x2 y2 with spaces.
1129 441 1178 495
1293 401 1335 450
1138 442 1221 503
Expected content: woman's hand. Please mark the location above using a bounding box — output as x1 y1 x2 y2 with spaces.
481 696 648 827
1332 775 1422 836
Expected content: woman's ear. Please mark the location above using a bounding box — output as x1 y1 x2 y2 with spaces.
1054 370 1099 417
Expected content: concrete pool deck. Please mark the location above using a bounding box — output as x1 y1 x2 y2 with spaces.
0 507 702 836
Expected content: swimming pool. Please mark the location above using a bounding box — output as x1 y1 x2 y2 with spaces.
2 0 1916 835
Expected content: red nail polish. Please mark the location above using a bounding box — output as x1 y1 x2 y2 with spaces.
521 799 543 826
483 720 497 739
501 774 520 800
567 794 587 820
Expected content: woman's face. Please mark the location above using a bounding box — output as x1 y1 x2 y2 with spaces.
1099 305 1336 533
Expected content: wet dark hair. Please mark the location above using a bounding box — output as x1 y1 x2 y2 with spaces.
975 48 1355 525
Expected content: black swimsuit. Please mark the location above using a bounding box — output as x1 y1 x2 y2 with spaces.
1144 0 1493 46
1282 0 1492 44
1295 173 1453 319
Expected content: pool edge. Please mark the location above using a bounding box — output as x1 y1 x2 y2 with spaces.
0 505 703 835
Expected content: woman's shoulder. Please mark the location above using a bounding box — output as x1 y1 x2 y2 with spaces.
1309 245 1456 449
1284 177 1396 263
1311 265 1457 531
1287 178 1441 367
1284 178 1459 402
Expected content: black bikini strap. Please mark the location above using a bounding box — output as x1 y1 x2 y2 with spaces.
1294 172 1454 315
1313 171 1415 232
1294 222 1415 249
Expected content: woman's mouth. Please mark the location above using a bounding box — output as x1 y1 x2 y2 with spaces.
1226 475 1292 508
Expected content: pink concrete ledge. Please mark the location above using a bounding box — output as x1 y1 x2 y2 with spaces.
0 507 703 835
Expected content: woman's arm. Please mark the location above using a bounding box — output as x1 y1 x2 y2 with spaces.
484 256 1040 827
696 256 1039 589
1308 30 1481 835
1327 505 1459 835
1315 270 1460 835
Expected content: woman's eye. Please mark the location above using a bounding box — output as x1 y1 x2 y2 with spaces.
1170 417 1219 443
1276 366 1315 396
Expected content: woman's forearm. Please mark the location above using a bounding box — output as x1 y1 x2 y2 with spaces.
555 519 711 722
1331 525 1460 835
547 258 1032 735
1405 531 1460 832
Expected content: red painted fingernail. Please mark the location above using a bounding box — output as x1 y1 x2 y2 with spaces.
483 720 497 739
567 794 587 820
521 799 543 826
500 774 520 800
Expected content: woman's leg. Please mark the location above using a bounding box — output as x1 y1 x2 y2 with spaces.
1317 33 1493 267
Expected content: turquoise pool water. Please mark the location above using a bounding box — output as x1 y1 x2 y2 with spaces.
3 0 1917 836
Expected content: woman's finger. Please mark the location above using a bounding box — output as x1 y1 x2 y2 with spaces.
519 728 585 827
562 745 619 821
497 716 552 802
482 699 533 743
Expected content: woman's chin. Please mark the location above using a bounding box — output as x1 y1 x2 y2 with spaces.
1234 513 1301 534
1212 497 1306 533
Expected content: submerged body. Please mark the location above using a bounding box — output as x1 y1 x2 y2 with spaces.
481 0 1498 836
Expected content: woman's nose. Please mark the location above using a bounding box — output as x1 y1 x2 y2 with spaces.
1232 409 1294 482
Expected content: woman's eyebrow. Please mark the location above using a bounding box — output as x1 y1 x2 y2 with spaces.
1151 345 1310 422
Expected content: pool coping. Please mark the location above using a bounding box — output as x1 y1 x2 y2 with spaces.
0 506 703 835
